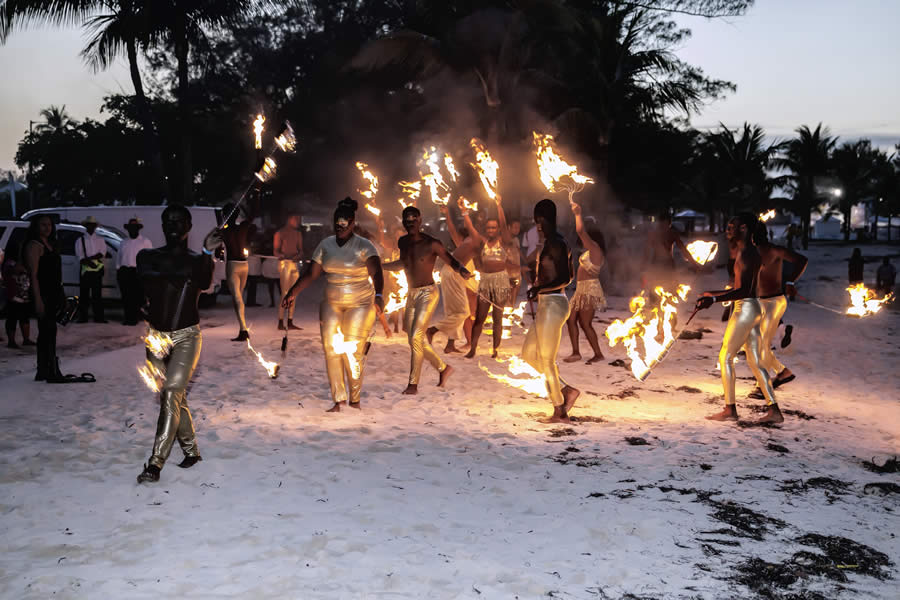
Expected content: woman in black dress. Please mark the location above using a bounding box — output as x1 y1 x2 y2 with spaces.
24 216 64 381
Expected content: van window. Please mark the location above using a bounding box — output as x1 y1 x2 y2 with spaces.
58 229 83 255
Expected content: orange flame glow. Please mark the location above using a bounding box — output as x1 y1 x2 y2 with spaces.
138 360 165 393
759 209 776 222
846 283 893 317
533 132 593 195
419 147 452 205
143 329 173 360
605 284 691 381
685 240 718 265
480 356 546 396
469 138 499 200
355 161 379 201
247 339 279 378
384 270 409 314
253 114 265 150
398 180 421 208
331 331 361 379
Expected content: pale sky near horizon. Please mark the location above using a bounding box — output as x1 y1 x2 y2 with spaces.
1 0 898 172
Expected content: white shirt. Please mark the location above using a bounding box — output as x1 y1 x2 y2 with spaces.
75 232 107 261
117 234 153 268
522 225 540 258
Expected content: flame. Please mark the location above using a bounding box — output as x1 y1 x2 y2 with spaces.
483 301 528 340
137 360 165 393
274 121 297 153
759 209 776 222
432 270 441 284
366 204 381 216
243 248 249 258
384 270 409 314
253 114 265 150
143 329 173 360
255 157 277 182
685 240 718 265
355 161 379 201
480 355 546 396
247 339 279 378
444 154 460 182
460 196 479 213
532 132 593 193
469 138 499 200
419 147 451 205
331 331 362 379
846 283 893 317
398 180 421 208
605 284 691 381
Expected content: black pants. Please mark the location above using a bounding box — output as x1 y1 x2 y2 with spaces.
117 267 142 324
79 268 104 321
5 301 30 339
36 306 58 377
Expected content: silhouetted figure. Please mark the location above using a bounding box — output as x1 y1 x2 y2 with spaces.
848 248 864 285
876 257 896 295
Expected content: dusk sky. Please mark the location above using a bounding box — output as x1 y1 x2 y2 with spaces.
1 0 899 171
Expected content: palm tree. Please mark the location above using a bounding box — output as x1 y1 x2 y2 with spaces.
706 122 781 216
831 140 881 241
36 105 77 135
772 124 837 249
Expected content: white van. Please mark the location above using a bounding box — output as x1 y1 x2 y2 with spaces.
22 206 225 294
0 220 122 301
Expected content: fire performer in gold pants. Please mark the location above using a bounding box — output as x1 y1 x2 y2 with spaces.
137 205 219 483
383 206 472 394
746 222 808 399
695 213 781 424
522 199 580 423
283 198 385 412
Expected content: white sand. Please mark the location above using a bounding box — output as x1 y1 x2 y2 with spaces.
1 244 898 599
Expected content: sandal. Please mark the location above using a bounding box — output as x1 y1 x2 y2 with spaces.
773 373 795 389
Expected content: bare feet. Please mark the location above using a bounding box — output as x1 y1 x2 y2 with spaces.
438 365 454 388
426 327 437 346
586 353 605 364
563 353 582 363
287 320 302 330
562 385 580 414
277 320 285 331
706 405 738 421
402 384 418 395
326 402 343 412
444 342 461 353
491 348 499 359
757 404 784 424
349 401 361 410
464 348 476 359
538 405 571 424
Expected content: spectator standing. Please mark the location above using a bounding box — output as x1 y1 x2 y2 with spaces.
3 241 34 348
117 218 153 325
275 213 304 330
848 248 864 285
25 216 64 381
876 257 896 295
75 216 107 323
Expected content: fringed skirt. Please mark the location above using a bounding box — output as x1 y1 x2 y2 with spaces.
477 270 511 306
570 278 607 312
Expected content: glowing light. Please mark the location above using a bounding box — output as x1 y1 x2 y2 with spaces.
255 157 277 182
444 154 460 182
419 147 451 206
243 248 249 258
469 138 499 200
532 132 593 196
685 240 718 265
138 360 165 393
247 340 280 378
253 114 265 150
398 180 421 208
481 355 546 396
331 331 361 379
846 283 893 317
143 329 173 360
759 209 776 222
274 121 297 153
460 196 479 213
605 284 691 381
355 161 379 201
384 270 409 314
366 204 381 216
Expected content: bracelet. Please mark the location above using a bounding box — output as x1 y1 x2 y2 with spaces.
460 211 469 217
201 247 213 256
712 296 717 303
375 293 383 298
785 281 795 286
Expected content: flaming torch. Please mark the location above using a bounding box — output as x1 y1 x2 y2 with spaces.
685 240 719 266
533 132 593 201
253 114 265 150
143 329 173 360
480 356 547 396
383 270 409 314
247 339 280 379
470 138 499 201
759 209 776 223
419 146 452 206
846 283 894 317
356 161 380 215
605 284 691 381
398 180 421 208
331 330 362 379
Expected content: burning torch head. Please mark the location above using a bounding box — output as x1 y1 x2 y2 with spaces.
162 204 192 246
402 206 422 234
334 197 358 239
274 121 297 154
534 199 557 235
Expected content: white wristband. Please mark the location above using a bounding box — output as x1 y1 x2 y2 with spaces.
785 281 794 285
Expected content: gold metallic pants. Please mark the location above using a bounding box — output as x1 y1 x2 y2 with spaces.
433 264 470 340
320 292 376 404
757 295 787 376
227 261 249 331
278 260 300 320
720 299 775 406
148 325 202 468
522 294 571 407
404 284 446 385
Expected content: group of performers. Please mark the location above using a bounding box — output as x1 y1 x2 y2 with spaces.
134 196 806 484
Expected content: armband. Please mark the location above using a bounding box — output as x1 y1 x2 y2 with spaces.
201 247 213 256
785 281 794 286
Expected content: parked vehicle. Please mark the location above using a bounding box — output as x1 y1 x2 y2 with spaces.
0 220 122 303
22 206 225 294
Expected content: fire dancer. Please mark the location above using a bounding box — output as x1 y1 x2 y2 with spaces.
384 206 472 394
136 205 220 483
222 201 257 342
746 222 807 398
427 204 478 353
522 199 580 422
564 201 607 365
274 213 304 331
462 195 517 358
695 213 781 424
282 198 385 411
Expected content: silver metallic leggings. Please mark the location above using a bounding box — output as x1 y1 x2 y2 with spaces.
720 299 775 406
148 325 202 468
757 295 787 376
227 261 249 331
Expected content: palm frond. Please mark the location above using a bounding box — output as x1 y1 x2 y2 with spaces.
345 30 445 77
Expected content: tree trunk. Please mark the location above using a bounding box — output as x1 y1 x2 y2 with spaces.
174 11 192 205
126 37 168 203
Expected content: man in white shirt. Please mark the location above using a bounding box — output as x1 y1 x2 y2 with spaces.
75 216 107 323
117 218 153 325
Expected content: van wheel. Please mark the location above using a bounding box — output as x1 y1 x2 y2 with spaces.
198 293 217 309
